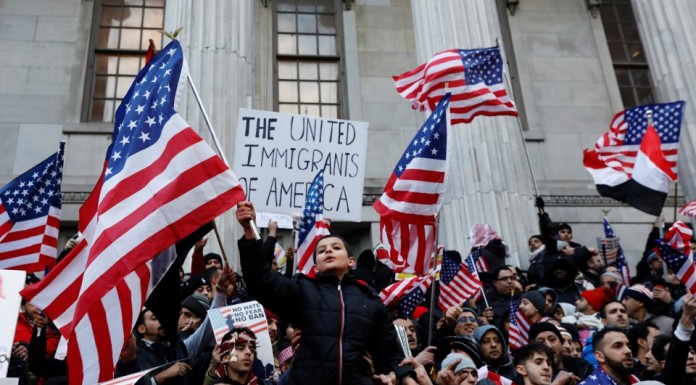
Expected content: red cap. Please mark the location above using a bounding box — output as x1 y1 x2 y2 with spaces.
581 287 614 311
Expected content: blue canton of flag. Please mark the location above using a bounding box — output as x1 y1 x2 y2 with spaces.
105 44 186 179
578 367 639 385
603 217 616 238
622 102 684 145
440 252 460 286
655 237 696 295
465 249 478 275
459 47 504 87
399 274 433 319
0 142 65 271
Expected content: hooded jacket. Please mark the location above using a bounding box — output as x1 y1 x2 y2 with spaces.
472 325 516 381
238 237 403 385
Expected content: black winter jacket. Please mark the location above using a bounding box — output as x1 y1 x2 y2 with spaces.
238 237 404 385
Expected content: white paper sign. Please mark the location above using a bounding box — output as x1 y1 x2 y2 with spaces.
233 108 368 222
207 301 274 377
0 270 26 378
256 212 294 229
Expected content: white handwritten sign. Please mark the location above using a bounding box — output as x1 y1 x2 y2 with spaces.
233 108 368 222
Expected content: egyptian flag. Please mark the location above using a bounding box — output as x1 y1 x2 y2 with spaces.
584 123 675 216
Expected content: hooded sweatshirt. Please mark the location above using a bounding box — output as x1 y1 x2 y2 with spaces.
472 325 516 381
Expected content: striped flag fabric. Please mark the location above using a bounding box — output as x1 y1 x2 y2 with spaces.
508 299 531 350
603 217 630 285
437 251 482 311
477 367 513 385
655 221 696 295
470 246 489 273
23 40 246 385
464 250 483 302
679 199 696 218
583 102 684 216
380 276 421 307
393 47 518 124
296 170 331 275
373 93 451 225
398 271 435 319
0 143 64 271
377 218 436 275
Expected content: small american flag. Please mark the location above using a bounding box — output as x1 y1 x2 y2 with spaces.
508 299 530 350
380 276 422 307
296 170 330 275
464 250 483 302
477 367 513 385
437 251 482 311
655 221 696 295
398 272 435 319
592 101 684 178
393 46 518 124
0 143 64 272
603 217 631 285
470 246 489 273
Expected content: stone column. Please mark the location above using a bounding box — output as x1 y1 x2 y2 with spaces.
164 0 258 265
632 0 696 203
411 0 538 267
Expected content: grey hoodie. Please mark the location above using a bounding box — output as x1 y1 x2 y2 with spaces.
472 325 517 381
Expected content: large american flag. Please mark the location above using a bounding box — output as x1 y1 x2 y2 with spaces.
655 221 696 295
0 143 64 271
24 40 245 385
398 271 435 319
377 218 436 275
508 299 531 350
592 101 684 178
603 217 630 285
296 170 330 275
437 250 482 311
393 47 517 125
373 93 451 224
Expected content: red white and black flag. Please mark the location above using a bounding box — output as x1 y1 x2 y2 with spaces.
583 102 684 216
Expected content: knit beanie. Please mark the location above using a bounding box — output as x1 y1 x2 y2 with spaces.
599 271 624 285
440 336 483 367
180 293 211 319
522 290 546 314
441 353 477 373
624 284 654 305
204 253 223 267
528 322 562 343
580 287 614 312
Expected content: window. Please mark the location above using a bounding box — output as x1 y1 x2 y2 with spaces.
600 0 654 108
275 0 342 118
84 0 165 122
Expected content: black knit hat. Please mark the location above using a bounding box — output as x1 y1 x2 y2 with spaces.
528 322 562 343
440 336 483 368
522 290 546 314
180 293 210 319
204 253 223 267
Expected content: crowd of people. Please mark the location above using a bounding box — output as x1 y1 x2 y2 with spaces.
8 201 696 385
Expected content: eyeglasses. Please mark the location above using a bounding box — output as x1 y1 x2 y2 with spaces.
458 316 477 323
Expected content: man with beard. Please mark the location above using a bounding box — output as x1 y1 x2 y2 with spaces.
600 301 630 328
473 325 516 381
529 322 593 381
580 327 639 385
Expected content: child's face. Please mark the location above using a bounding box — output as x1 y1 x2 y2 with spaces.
315 237 354 277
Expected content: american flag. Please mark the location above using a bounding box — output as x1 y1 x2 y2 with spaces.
373 93 451 225
655 221 696 295
578 367 640 385
274 242 287 269
470 246 489 273
464 250 483 302
592 101 684 178
398 271 435 319
377 218 436 275
477 367 513 385
380 276 421 307
296 170 330 275
210 305 268 344
679 198 696 218
603 217 631 285
393 46 517 124
437 250 482 311
24 40 245 385
508 299 531 350
98 367 158 385
0 143 64 272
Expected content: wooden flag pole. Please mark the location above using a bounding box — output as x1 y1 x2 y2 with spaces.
426 216 440 346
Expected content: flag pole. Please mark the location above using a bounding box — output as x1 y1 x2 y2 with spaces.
427 216 440 346
502 60 540 201
292 213 301 274
674 182 679 223
186 74 261 241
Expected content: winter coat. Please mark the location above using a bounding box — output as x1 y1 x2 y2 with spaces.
476 289 521 332
238 237 404 385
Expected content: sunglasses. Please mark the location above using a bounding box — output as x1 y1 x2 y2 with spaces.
458 316 477 323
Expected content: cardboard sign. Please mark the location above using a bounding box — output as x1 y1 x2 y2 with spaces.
233 108 368 222
0 270 26 378
207 301 274 377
